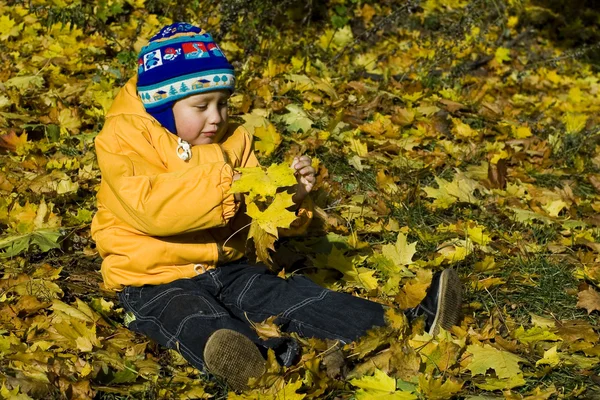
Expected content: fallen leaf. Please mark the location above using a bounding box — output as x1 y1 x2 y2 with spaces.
577 287 600 314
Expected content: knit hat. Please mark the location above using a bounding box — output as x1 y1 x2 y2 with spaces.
136 22 235 134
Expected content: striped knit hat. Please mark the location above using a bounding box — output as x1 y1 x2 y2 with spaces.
136 23 235 134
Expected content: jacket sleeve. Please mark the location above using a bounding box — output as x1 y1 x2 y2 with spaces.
95 117 237 236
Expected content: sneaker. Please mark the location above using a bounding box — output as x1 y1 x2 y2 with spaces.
406 269 462 336
204 329 266 391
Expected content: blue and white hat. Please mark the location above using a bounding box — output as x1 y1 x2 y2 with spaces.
136 23 235 134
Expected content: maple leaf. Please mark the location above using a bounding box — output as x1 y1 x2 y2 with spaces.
315 247 378 291
465 344 525 389
513 326 562 344
381 231 417 270
562 112 588 134
318 26 353 50
246 192 297 237
242 108 270 135
576 287 600 314
409 331 462 373
349 369 417 400
277 104 313 133
0 130 28 153
494 47 511 64
512 125 532 139
253 123 282 157
451 118 478 139
248 222 277 266
231 163 297 201
250 316 282 340
395 269 432 309
423 171 483 209
5 75 44 90
418 375 463 400
536 345 561 367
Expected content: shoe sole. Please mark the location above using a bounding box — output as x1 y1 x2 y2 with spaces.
204 329 266 391
429 269 462 336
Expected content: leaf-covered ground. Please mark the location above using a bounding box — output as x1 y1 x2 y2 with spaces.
1 0 600 398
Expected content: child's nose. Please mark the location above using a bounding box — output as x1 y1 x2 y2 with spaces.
208 107 222 125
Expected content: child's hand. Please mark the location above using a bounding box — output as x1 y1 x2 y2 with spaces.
291 155 315 205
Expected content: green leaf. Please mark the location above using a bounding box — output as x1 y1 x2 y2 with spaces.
0 229 61 258
278 104 313 133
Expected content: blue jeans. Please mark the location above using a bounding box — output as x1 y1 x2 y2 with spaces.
118 263 386 370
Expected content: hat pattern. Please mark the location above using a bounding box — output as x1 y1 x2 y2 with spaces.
136 23 235 134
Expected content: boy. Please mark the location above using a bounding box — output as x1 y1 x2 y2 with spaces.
91 23 462 391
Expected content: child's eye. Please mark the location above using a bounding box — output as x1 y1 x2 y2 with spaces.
195 105 207 110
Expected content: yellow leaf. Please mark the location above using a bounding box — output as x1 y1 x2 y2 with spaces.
409 331 462 373
474 256 498 272
395 269 432 309
423 171 483 209
536 345 561 367
382 232 417 267
530 313 555 328
465 224 492 246
349 138 369 156
250 315 282 340
246 192 297 237
451 118 478 139
0 15 22 41
58 108 82 135
231 163 297 201
512 125 532 138
562 112 588 134
318 26 353 50
474 374 526 391
242 108 270 135
435 239 473 264
513 326 562 344
315 247 378 291
253 123 282 156
541 199 567 218
350 369 417 400
5 75 45 90
465 343 525 380
359 113 397 138
418 375 463 400
494 47 511 64
568 86 582 103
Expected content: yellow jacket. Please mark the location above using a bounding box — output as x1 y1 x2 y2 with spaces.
91 77 312 290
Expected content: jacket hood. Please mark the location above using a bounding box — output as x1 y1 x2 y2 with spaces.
106 76 153 120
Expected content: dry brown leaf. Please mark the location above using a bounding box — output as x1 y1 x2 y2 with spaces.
577 287 600 314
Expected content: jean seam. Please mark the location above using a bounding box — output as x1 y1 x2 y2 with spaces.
137 287 184 312
236 273 260 309
170 311 229 345
209 269 223 291
155 293 221 319
132 314 207 368
281 289 329 319
293 320 351 343
120 287 209 369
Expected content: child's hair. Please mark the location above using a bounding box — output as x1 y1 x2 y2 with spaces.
136 22 235 134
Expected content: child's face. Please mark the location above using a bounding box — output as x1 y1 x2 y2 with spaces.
173 90 230 145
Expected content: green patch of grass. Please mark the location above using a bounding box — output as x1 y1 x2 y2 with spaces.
491 255 587 323
529 171 564 189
